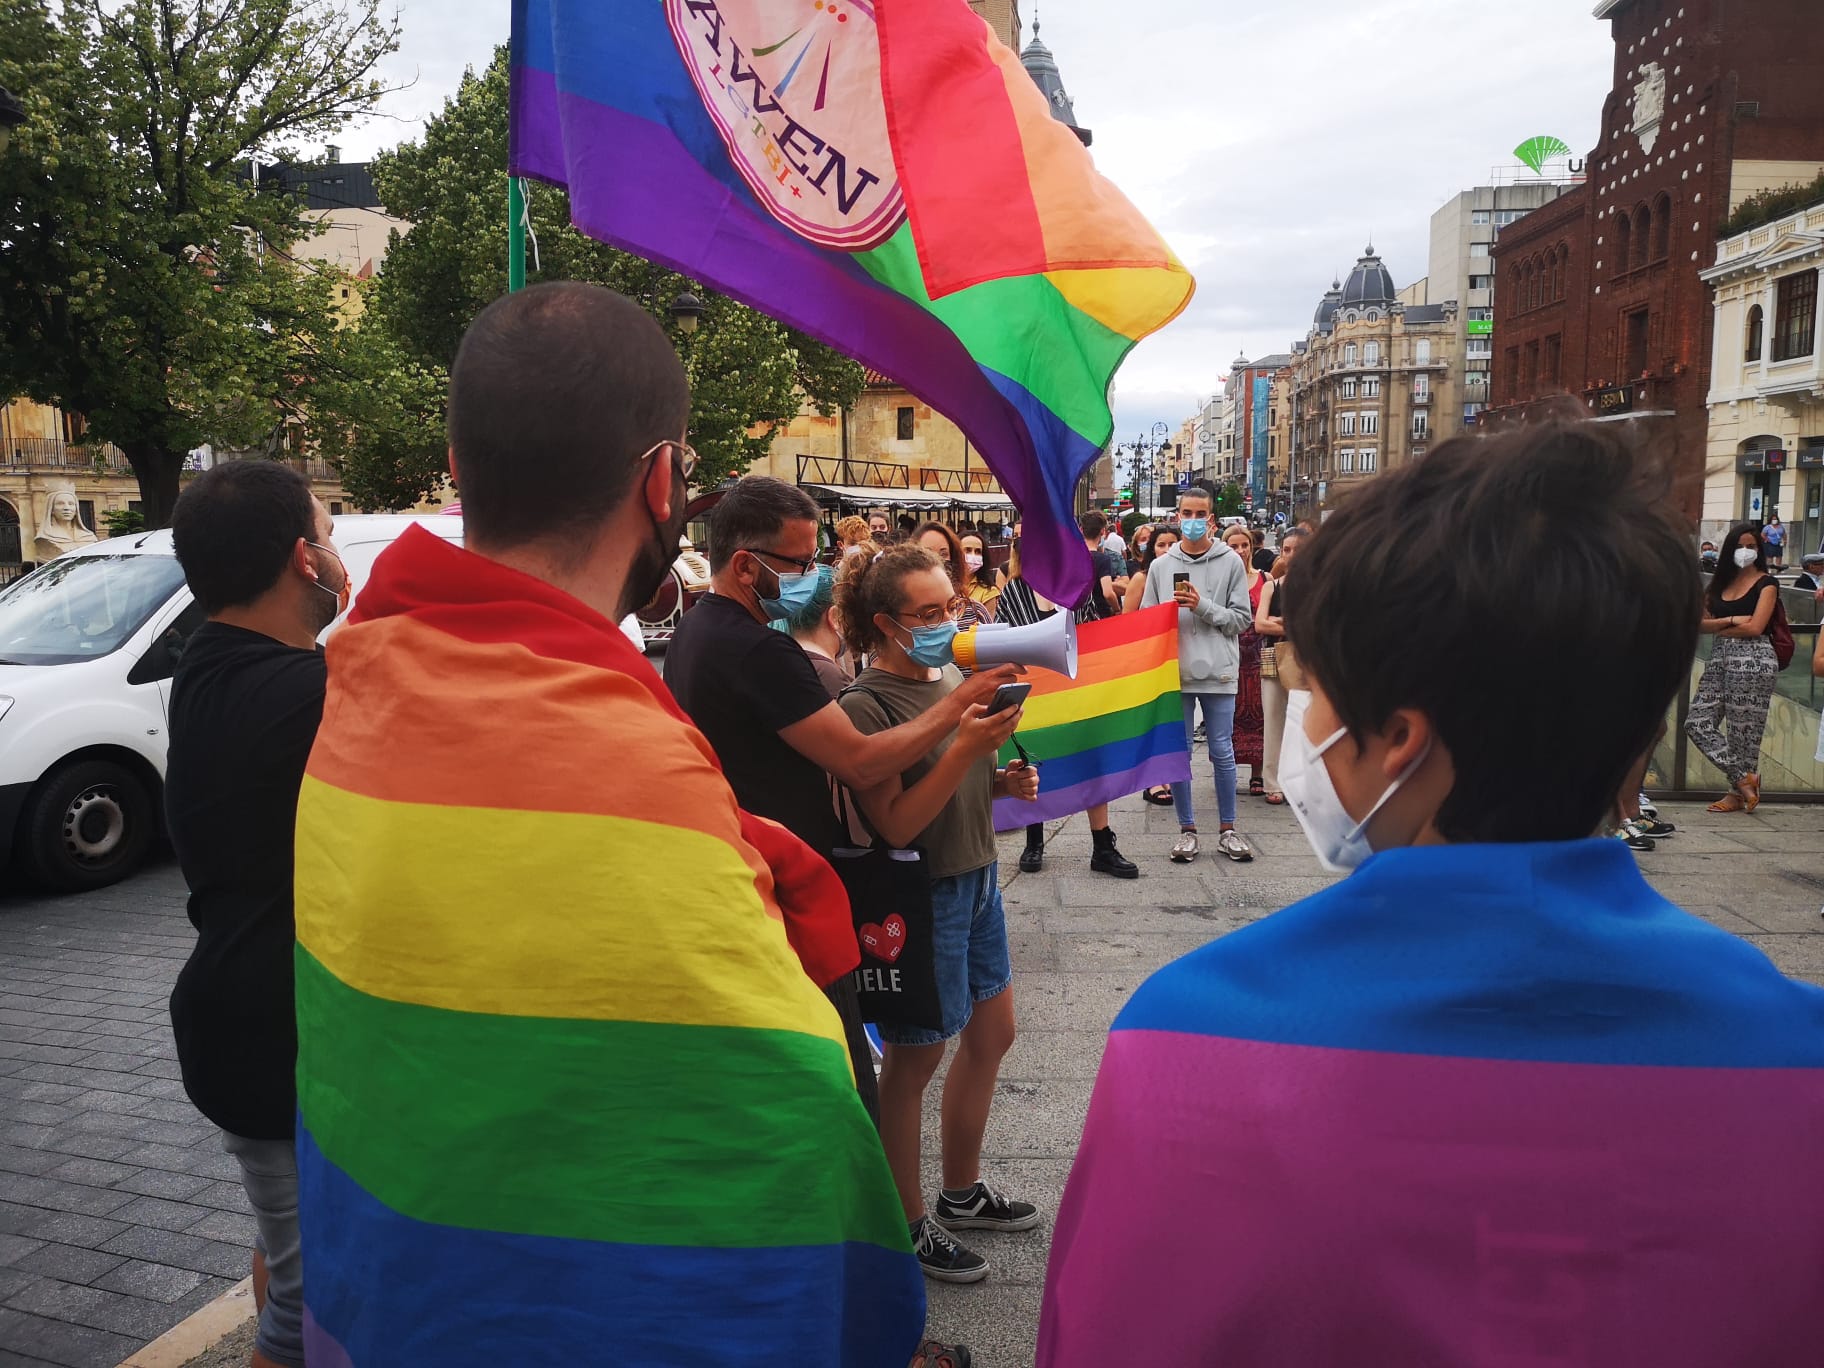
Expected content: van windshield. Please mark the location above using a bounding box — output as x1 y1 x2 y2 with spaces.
0 554 187 665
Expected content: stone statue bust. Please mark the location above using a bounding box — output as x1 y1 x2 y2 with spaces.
33 484 100 562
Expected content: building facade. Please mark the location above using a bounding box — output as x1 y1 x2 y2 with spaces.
1699 195 1824 548
1486 0 1824 496
1428 182 1571 428
1289 247 1462 517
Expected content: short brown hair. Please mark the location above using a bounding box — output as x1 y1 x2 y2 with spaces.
836 544 944 655
1287 417 1698 843
836 515 870 544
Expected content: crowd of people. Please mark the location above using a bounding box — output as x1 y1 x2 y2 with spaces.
154 282 1824 1368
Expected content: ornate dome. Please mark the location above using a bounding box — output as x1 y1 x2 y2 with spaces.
1313 277 1343 333
1339 243 1396 309
1020 21 1092 146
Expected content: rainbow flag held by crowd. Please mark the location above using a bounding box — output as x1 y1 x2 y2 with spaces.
993 603 1188 831
292 526 923 1366
508 0 1193 608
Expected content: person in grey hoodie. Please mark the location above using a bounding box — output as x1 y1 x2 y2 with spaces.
1140 486 1256 863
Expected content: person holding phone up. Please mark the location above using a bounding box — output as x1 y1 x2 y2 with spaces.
836 543 1047 1287
1141 486 1257 864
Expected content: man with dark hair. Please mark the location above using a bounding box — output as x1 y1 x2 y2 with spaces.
667 475 1016 1123
1041 419 1824 1366
1140 485 1255 864
166 460 350 1368
291 284 924 1366
1077 510 1125 618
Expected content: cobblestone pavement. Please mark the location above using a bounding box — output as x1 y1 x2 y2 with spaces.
2 788 1820 1367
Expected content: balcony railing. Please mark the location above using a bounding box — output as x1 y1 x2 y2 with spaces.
3 438 131 474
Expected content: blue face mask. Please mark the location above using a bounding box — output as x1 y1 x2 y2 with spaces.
1179 517 1210 543
903 619 960 668
758 563 827 621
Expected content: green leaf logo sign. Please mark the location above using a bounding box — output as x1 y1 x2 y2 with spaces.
1515 136 1572 175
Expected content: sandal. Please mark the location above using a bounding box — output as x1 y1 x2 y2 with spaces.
1740 773 1761 813
1264 792 1286 806
1708 792 1745 813
910 1341 973 1368
1249 776 1265 796
1142 785 1174 805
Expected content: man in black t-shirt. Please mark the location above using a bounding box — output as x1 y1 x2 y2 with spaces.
165 462 350 1368
667 478 1016 1122
667 478 1016 852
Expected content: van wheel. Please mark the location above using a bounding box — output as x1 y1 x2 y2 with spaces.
19 760 155 894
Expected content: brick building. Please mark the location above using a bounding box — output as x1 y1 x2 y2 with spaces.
1487 0 1824 498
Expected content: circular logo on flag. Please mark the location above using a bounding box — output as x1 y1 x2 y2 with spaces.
666 0 906 252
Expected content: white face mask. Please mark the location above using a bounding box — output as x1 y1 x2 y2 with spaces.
1733 547 1759 568
1279 691 1431 874
964 553 984 571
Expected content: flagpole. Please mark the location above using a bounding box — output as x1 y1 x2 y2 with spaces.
508 175 527 292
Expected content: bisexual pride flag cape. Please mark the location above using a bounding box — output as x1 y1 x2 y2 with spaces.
991 603 1188 831
1039 840 1824 1367
509 0 1193 607
293 527 922 1367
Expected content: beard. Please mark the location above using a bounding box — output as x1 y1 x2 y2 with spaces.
618 467 687 621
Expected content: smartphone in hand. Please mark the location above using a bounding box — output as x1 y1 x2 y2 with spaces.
983 682 1033 717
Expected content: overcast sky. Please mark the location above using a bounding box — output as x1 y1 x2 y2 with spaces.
336 0 1615 445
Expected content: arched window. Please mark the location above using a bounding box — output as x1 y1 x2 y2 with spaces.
1746 303 1765 362
1616 214 1632 276
1552 246 1567 300
1522 264 1534 311
1632 205 1650 269
1651 194 1671 260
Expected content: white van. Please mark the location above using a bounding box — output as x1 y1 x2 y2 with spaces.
0 514 468 894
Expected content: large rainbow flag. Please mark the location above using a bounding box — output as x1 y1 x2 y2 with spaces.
990 603 1188 831
508 0 1193 607
1039 839 1824 1365
292 527 923 1366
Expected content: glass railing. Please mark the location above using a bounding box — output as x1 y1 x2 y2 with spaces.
1647 588 1824 800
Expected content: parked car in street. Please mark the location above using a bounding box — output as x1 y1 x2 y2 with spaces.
0 514 467 894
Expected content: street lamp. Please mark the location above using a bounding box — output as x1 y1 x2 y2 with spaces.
0 86 25 156
669 291 705 335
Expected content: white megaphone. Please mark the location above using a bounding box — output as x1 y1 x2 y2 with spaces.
952 614 1078 679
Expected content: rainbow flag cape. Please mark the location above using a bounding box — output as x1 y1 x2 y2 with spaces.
992 603 1188 831
293 527 922 1367
508 0 1193 607
1039 840 1824 1366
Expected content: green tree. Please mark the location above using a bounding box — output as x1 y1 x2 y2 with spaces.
362 48 862 495
0 0 399 526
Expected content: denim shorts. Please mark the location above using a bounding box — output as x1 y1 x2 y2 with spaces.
878 861 1012 1048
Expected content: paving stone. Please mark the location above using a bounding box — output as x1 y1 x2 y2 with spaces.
106 1171 212 1203
1 1277 195 1342
0 1306 140 1367
4 1245 126 1287
35 1161 135 1191
101 1197 211 1236
87 1261 206 1305
94 1228 248 1280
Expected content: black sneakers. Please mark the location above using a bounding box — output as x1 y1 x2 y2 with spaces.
911 1216 988 1284
1635 816 1676 838
933 1180 1043 1233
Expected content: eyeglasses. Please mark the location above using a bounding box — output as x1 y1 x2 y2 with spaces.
895 597 968 629
639 437 698 482
741 547 820 577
